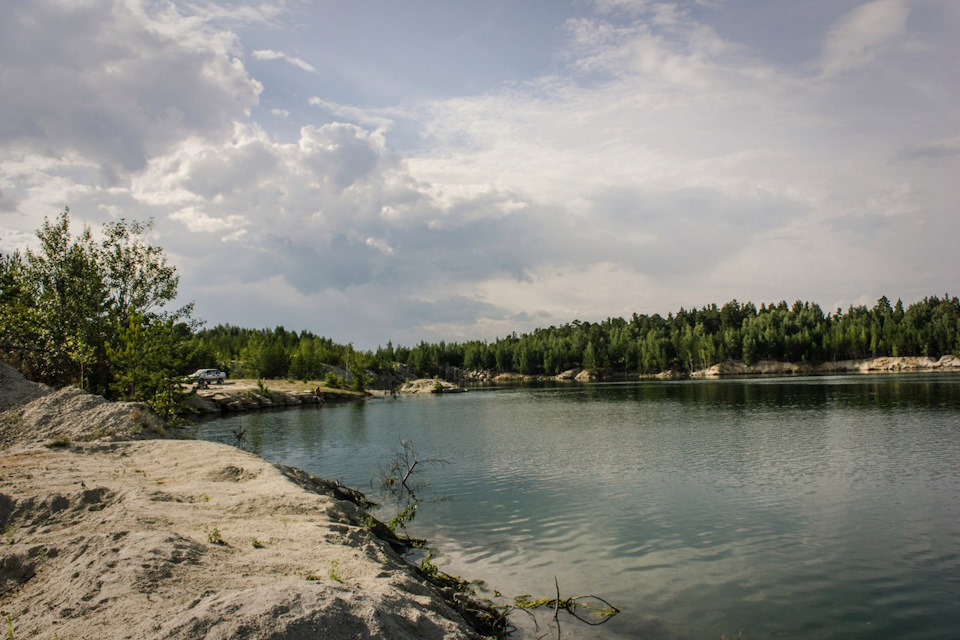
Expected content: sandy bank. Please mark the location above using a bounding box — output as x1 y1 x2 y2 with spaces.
690 355 960 378
0 365 495 639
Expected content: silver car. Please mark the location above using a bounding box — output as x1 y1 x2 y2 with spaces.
190 369 226 383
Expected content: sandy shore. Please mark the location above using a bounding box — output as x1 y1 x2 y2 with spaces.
0 364 495 639
689 355 960 378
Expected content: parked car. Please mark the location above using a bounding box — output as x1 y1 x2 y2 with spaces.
189 369 226 384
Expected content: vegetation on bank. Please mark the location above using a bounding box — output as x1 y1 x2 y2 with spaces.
192 294 960 381
2 209 959 419
395 294 960 377
0 209 204 421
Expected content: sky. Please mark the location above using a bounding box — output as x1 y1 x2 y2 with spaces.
1 0 958 349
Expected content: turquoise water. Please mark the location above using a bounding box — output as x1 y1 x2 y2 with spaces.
194 375 960 639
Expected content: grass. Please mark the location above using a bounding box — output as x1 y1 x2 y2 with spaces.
418 553 439 579
328 560 344 583
43 435 71 449
205 525 226 545
4 525 13 546
251 538 264 549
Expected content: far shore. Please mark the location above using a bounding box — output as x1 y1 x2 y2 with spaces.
458 355 960 385
182 356 960 416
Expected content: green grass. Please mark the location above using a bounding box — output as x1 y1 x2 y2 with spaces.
328 560 344 583
205 525 226 545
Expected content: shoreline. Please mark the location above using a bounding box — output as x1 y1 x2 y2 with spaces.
455 355 960 385
182 357 960 416
0 364 501 639
186 378 366 414
687 355 960 379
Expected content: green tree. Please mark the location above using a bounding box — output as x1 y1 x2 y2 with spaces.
108 314 188 422
582 341 598 371
1 208 191 418
17 210 108 387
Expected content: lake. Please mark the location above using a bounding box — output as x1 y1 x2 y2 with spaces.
194 374 960 639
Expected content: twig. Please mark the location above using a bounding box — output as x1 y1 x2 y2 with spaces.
553 576 561 620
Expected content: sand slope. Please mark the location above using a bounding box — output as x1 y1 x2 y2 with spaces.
0 370 487 639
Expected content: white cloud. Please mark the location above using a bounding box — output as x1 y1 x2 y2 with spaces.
365 237 394 255
0 0 262 174
819 0 910 76
169 206 247 236
1 0 957 347
252 49 318 73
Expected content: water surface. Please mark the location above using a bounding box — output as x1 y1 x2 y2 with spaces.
195 375 960 639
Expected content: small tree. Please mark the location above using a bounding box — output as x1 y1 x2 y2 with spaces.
109 314 189 423
2 208 192 419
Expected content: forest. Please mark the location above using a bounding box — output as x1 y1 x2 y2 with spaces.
191 294 960 381
3 209 959 421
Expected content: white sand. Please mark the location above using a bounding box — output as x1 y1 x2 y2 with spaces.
0 366 490 639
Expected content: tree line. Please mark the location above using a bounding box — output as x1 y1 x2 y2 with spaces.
3 210 959 420
189 297 959 381
386 296 960 378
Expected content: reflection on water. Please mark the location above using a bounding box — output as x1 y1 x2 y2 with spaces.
195 374 960 639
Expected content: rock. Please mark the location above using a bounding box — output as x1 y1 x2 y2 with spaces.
491 372 526 382
689 356 960 378
185 394 220 414
399 379 466 394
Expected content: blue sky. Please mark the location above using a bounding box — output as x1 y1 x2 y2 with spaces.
1 0 958 348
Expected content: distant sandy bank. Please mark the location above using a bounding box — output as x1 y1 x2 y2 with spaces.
689 355 960 378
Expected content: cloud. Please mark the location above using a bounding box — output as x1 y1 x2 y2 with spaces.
307 97 398 132
251 49 318 73
1 0 957 347
0 0 261 174
893 137 960 163
819 0 910 76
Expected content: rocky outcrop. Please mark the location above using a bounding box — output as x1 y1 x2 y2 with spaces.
399 379 467 394
187 381 366 414
691 356 960 378
188 388 324 413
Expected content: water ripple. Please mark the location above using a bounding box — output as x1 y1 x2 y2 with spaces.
195 375 960 640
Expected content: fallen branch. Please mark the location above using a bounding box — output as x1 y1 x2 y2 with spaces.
513 577 620 627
